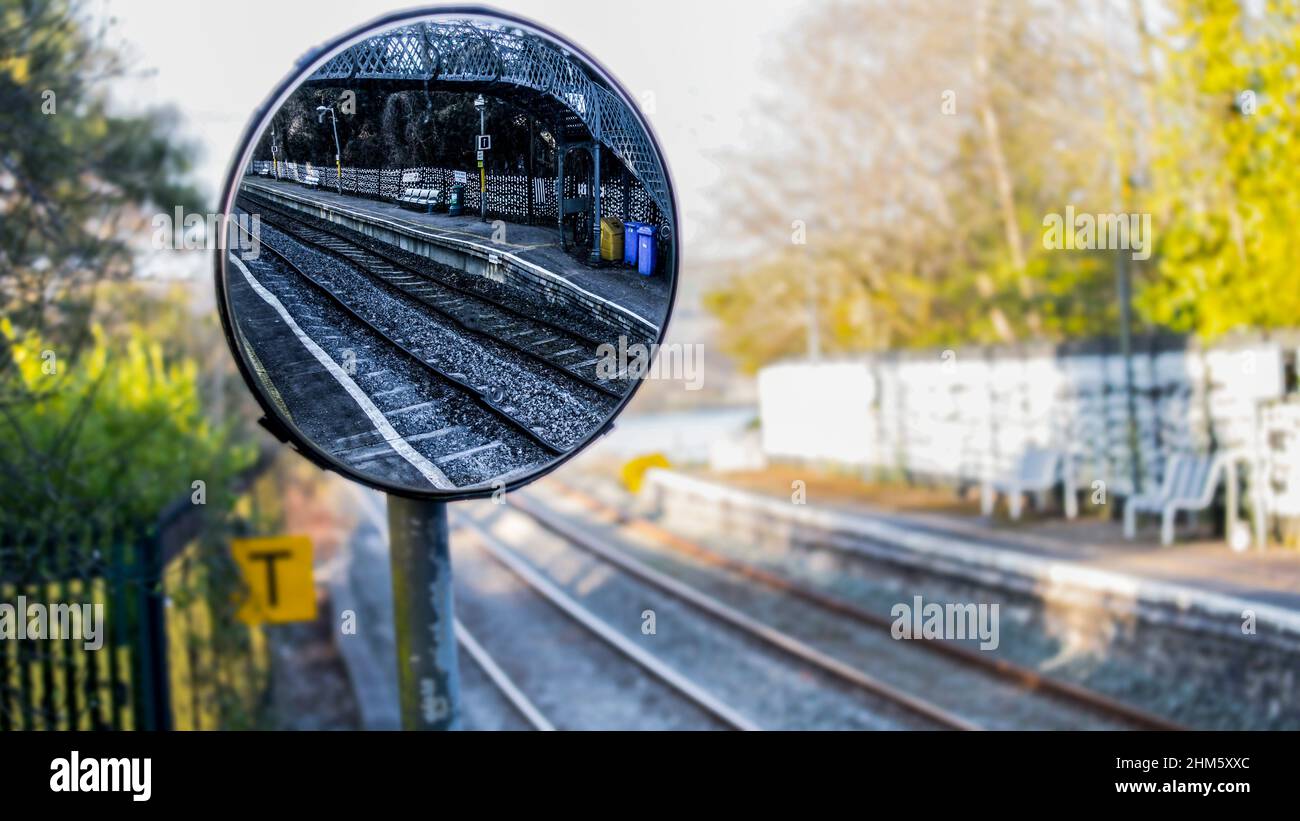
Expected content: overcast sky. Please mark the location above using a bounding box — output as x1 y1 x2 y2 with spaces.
99 0 802 254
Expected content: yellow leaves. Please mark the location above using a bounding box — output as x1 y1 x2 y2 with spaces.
1144 1 1300 339
0 55 29 84
1 316 252 531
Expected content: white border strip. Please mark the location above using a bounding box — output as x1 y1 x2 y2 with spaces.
229 252 453 489
645 469 1300 636
242 179 660 336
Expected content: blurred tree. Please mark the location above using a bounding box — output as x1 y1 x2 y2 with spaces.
0 0 201 356
1137 0 1300 336
0 319 255 539
0 0 249 538
703 0 1158 370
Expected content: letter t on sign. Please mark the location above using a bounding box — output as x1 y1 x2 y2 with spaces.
231 536 317 624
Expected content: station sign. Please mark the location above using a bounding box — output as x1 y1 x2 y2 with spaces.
477 135 491 151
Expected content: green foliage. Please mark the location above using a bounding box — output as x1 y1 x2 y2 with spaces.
0 2 270 730
0 0 202 354
0 318 256 539
1138 0 1300 336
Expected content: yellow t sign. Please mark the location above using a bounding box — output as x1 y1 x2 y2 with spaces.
231 536 317 624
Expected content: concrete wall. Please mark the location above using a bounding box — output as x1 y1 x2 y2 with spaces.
759 340 1298 497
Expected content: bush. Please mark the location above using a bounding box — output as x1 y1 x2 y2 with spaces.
0 318 257 543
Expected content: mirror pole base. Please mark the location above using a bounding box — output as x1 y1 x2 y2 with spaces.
386 494 461 730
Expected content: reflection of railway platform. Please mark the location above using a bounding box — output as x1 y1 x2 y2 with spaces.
242 177 666 336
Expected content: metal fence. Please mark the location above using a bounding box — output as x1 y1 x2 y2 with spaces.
0 456 278 731
247 159 670 233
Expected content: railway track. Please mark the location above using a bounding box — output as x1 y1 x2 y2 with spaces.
488 497 979 730
508 481 1187 730
452 515 759 731
237 191 636 398
454 619 555 731
227 220 557 488
347 483 743 730
243 214 613 450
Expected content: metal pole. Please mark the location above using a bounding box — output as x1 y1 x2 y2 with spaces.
556 130 566 241
137 531 173 731
479 106 487 221
527 116 535 225
1117 253 1142 495
331 112 342 195
386 495 461 730
589 143 602 265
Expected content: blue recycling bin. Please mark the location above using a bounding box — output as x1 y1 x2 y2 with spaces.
623 220 644 266
635 224 657 276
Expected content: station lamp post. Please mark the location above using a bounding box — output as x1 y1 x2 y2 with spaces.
475 94 487 221
270 122 280 180
316 105 343 195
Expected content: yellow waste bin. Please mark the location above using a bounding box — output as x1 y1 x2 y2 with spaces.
600 217 624 262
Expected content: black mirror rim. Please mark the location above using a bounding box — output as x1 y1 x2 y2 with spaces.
212 3 681 501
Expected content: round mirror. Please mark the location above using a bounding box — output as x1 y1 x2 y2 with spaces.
213 7 677 500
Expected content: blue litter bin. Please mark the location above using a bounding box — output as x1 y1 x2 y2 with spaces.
636 224 657 276
623 220 643 266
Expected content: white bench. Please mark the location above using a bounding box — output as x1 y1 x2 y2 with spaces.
980 446 1077 521
398 186 442 213
1123 452 1225 546
303 169 321 189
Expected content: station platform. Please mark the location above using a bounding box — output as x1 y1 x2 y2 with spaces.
641 467 1300 627
240 177 670 335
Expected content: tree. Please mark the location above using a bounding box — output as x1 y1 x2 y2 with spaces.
0 0 202 356
702 0 1166 370
0 0 246 538
1137 0 1300 336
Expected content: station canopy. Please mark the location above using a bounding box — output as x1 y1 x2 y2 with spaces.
307 18 672 223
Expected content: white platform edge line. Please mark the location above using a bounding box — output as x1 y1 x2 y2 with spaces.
228 251 453 489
